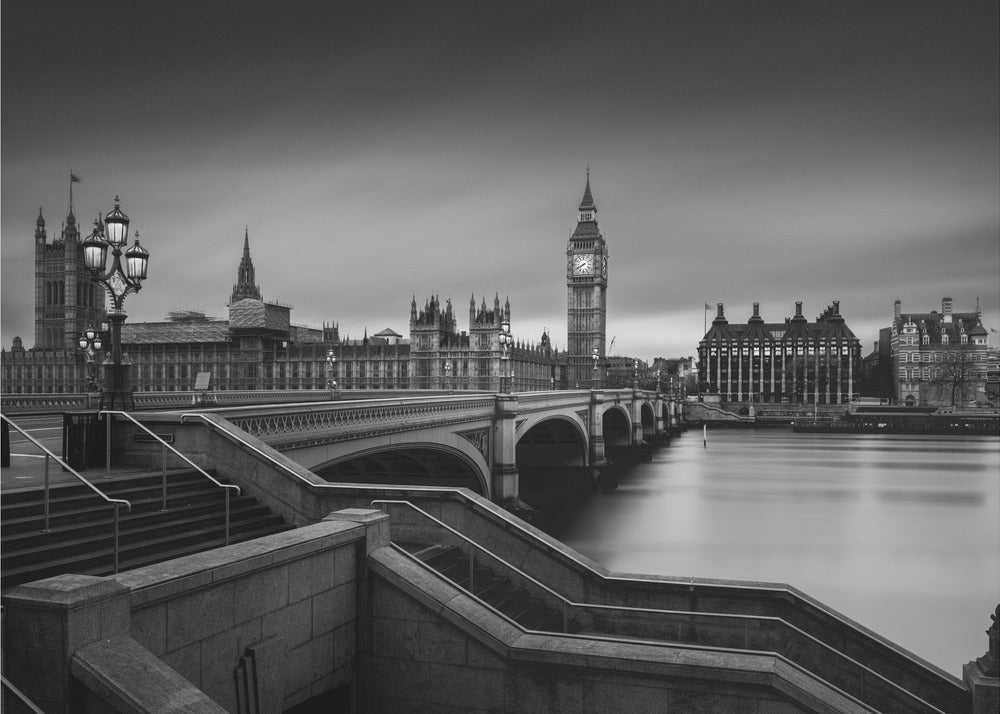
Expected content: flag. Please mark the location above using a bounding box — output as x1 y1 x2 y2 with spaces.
70 172 81 183
704 302 711 311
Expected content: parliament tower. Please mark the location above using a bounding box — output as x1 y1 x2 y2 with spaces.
33 191 106 348
565 171 608 387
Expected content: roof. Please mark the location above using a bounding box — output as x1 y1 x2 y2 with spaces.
578 173 595 211
121 321 231 345
374 328 403 338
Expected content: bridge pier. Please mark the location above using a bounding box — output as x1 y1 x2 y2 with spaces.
654 394 666 444
492 394 520 504
589 392 618 489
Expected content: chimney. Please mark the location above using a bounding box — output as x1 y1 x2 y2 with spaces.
894 300 901 321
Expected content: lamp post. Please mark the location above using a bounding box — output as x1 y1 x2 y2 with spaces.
82 197 149 411
656 369 662 394
499 320 513 393
78 327 103 393
444 359 452 392
591 346 599 390
326 349 338 397
632 360 639 389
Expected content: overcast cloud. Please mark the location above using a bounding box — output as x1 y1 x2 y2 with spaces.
3 1 997 359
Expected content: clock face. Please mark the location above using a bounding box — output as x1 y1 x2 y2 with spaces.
573 254 594 275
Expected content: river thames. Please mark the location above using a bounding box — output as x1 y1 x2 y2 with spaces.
544 428 1000 677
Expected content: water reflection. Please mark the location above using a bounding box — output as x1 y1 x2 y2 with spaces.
541 428 1000 676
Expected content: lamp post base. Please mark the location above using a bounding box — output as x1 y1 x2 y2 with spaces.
99 389 135 411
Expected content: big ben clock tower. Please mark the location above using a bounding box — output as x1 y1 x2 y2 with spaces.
566 170 608 387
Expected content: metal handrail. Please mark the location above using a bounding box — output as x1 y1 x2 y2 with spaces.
1 413 131 573
102 411 239 546
372 498 944 714
177 411 961 699
1 674 47 714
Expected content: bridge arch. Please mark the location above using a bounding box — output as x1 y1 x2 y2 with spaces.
514 414 590 517
515 415 588 468
640 402 656 441
311 440 490 496
602 404 632 446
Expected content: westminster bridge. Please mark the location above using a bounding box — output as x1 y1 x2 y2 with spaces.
1 387 680 503
99 388 677 505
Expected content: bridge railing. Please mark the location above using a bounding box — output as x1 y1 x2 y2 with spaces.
207 394 498 443
372 498 945 714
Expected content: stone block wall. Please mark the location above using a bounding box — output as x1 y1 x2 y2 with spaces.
116 519 363 711
2 513 382 714
365 546 852 713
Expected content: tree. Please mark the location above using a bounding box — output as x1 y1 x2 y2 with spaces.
930 343 980 406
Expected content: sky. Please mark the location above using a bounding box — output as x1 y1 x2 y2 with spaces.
3 0 998 361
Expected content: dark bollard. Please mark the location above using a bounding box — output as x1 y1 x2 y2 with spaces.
1 418 10 468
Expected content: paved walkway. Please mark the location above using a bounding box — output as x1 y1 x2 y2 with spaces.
1 454 176 495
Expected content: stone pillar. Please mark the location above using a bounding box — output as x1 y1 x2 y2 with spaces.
491 394 520 503
654 394 666 441
2 574 131 714
324 508 391 714
964 605 1000 714
631 390 644 445
589 391 617 488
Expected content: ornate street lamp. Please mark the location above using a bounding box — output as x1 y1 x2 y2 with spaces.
591 346 599 389
655 369 662 393
326 349 338 396
78 327 103 393
499 320 513 393
444 359 452 392
82 197 150 410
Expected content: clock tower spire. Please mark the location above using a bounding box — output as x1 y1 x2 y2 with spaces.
566 169 608 387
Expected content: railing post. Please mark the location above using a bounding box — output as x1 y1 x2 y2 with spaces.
859 666 865 701
113 505 120 573
160 443 167 512
105 411 112 478
468 550 475 592
562 602 568 633
224 490 231 546
42 454 51 533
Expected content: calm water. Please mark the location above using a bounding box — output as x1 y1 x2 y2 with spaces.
545 428 1000 677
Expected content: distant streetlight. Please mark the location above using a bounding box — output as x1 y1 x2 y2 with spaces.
591 346 600 389
499 320 513 393
82 196 149 410
326 349 338 397
77 327 103 393
444 359 452 392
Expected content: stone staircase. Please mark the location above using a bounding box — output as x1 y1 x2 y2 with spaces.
1 470 293 590
400 543 577 633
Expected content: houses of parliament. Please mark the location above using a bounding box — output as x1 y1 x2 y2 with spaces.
2 177 616 395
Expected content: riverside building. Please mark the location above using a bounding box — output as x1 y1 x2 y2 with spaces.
878 297 992 406
697 301 863 404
